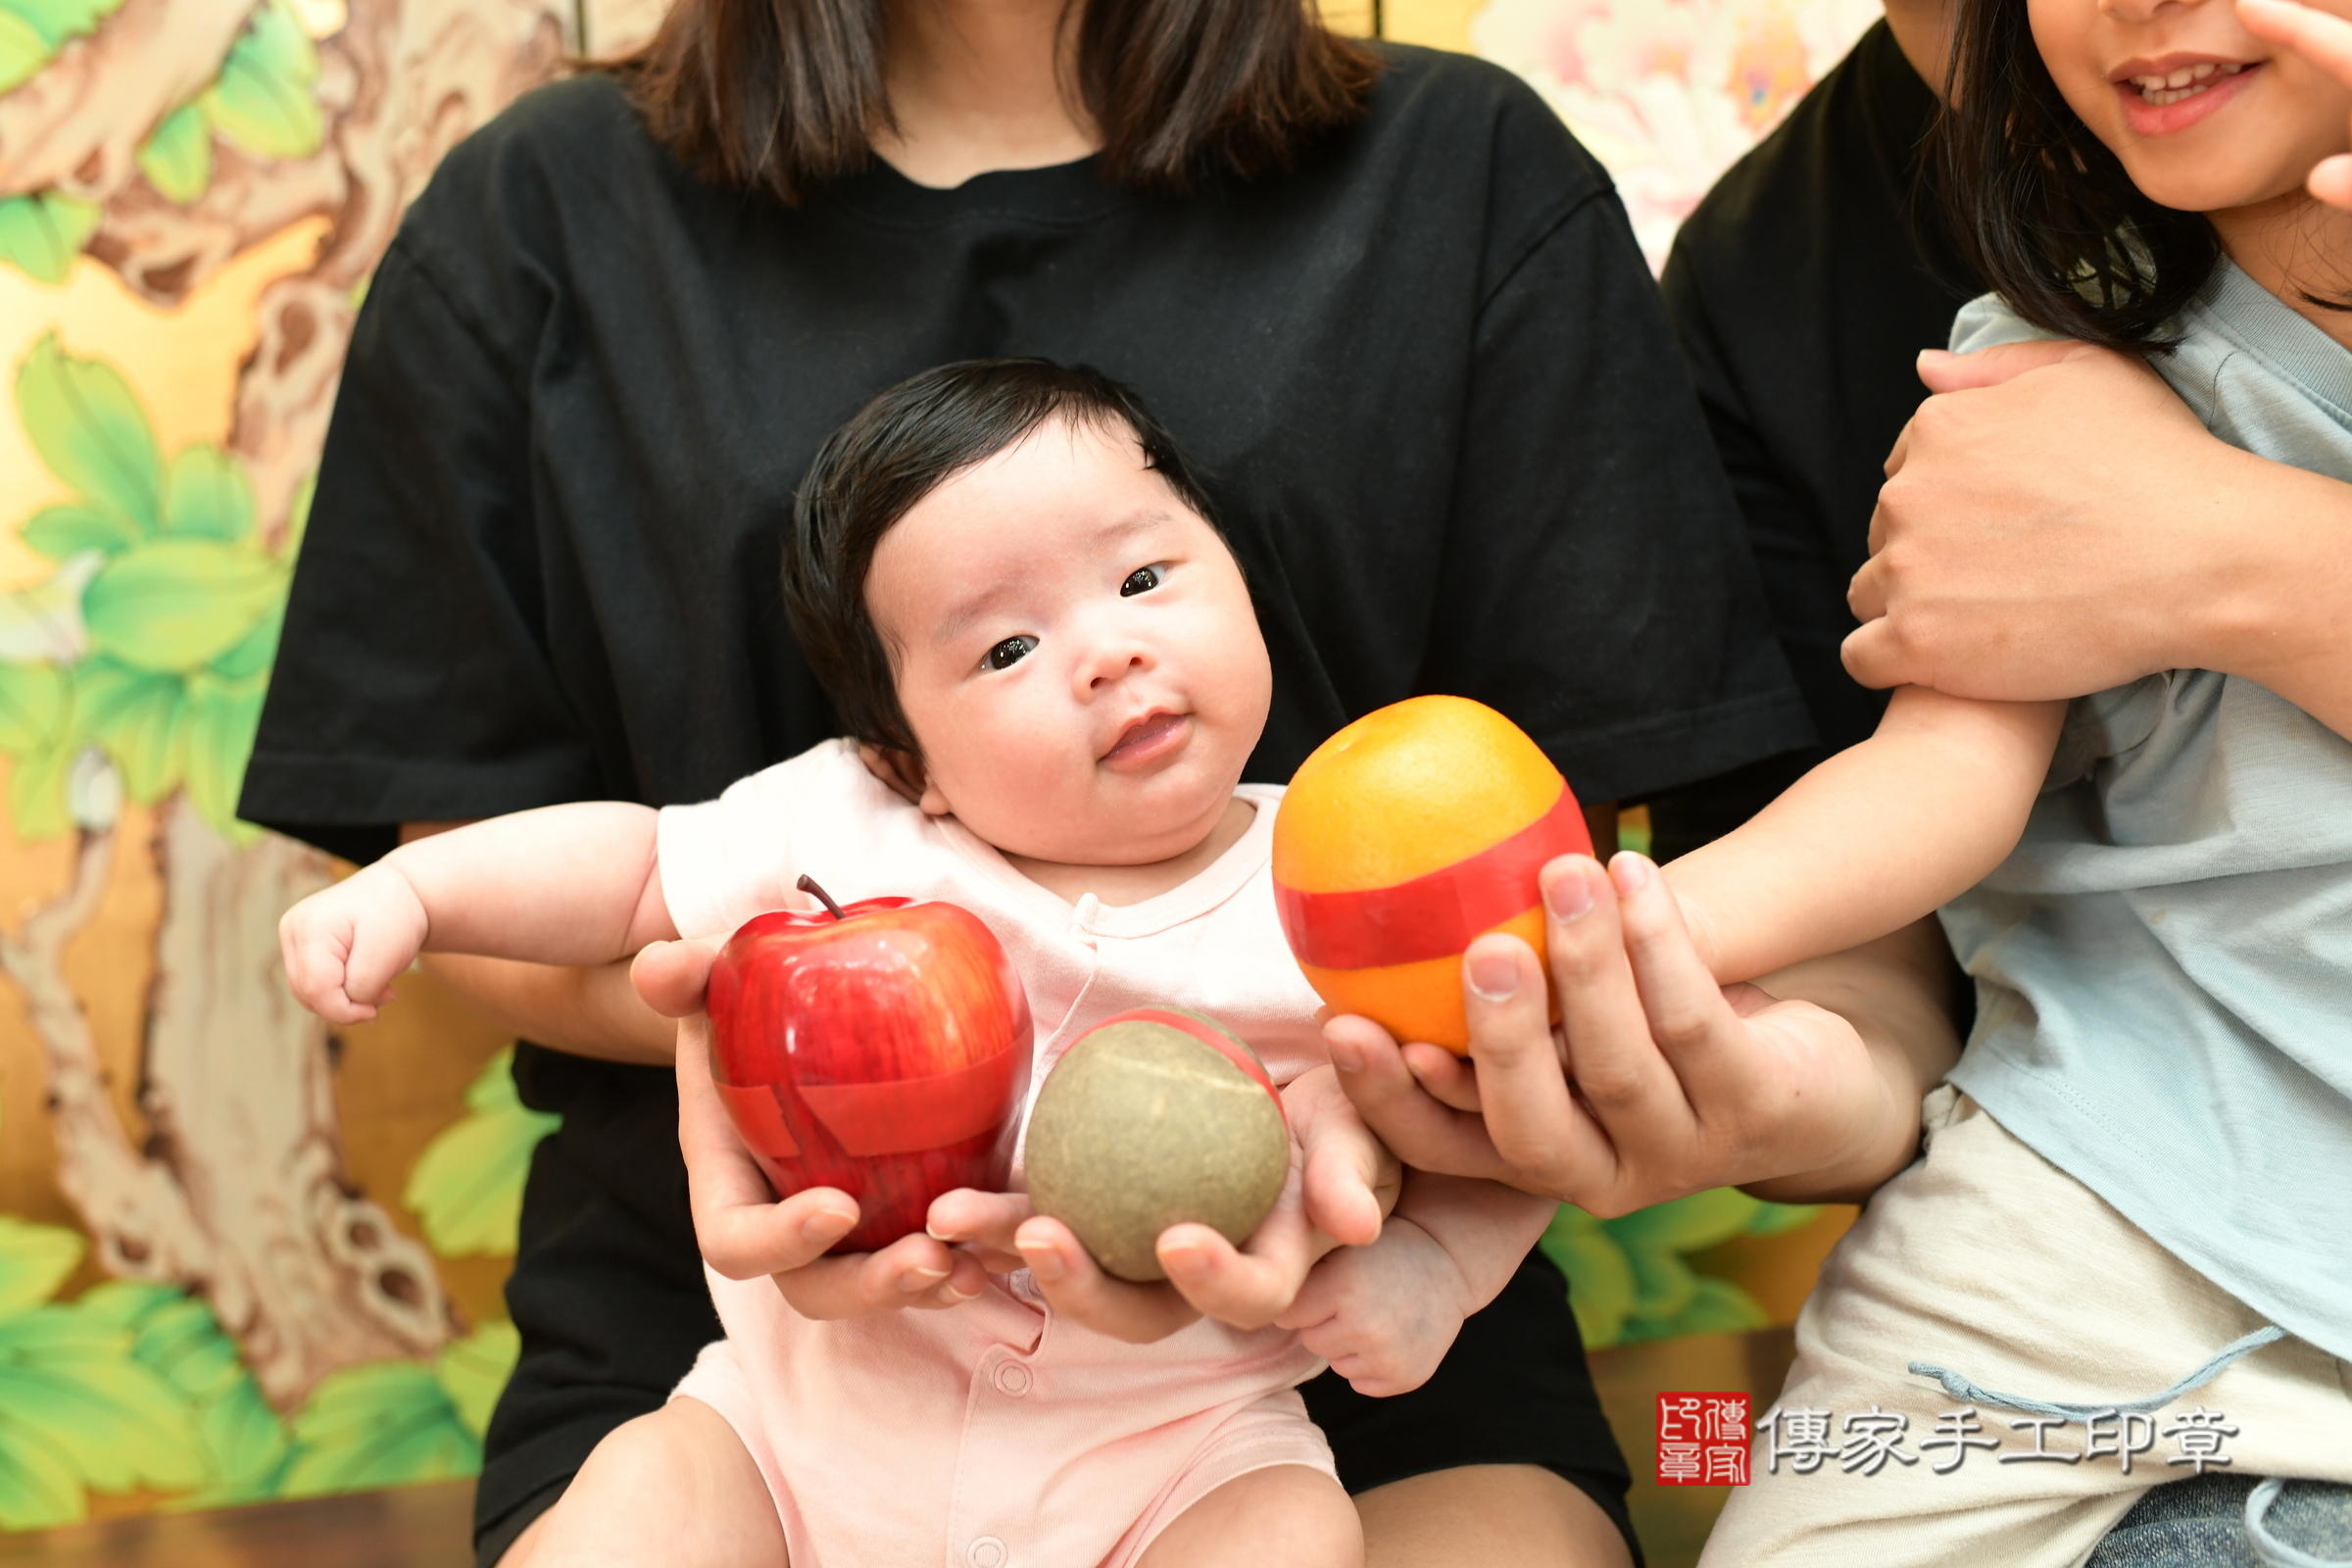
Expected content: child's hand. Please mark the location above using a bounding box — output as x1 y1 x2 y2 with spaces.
1281 1170 1556 1396
677 1021 988 1314
1277 1217 1471 1396
924 1072 1399 1343
277 865 433 1023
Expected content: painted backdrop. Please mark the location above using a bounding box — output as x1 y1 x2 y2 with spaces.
0 0 1879 1529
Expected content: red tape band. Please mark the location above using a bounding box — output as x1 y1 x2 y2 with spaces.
1274 783 1592 970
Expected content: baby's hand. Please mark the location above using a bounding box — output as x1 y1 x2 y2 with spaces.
1277 1217 1471 1396
277 865 433 1024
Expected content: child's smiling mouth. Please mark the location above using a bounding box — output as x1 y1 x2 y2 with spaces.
1102 710 1190 768
2112 56 2262 134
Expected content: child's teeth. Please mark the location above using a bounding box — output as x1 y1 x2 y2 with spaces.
2129 62 2243 105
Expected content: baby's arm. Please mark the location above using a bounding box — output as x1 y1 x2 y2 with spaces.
280 804 675 1023
1664 687 2068 983
1280 1172 1555 1396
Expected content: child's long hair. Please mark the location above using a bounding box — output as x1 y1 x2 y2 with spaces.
1930 0 2222 350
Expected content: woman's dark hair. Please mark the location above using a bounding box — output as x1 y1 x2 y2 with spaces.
612 0 1379 204
786 358 1222 755
1930 0 2221 350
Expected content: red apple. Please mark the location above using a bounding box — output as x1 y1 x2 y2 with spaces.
705 879 1032 1253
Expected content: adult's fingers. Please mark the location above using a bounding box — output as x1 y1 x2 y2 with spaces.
1526 857 1686 1190
2314 152 2352 207
1014 1217 1200 1343
1605 854 1762 1109
1323 1014 1515 1182
632 935 724 1018
1400 1043 1482 1112
1458 925 1597 1186
1913 338 2081 394
1838 604 1912 690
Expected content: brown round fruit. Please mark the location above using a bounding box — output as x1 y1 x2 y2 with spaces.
1023 1008 1290 1283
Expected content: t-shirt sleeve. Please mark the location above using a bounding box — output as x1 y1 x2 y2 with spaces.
1415 160 1814 805
656 741 849 940
1948 292 2058 354
237 228 601 864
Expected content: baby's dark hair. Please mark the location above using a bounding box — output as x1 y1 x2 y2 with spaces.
785 359 1221 756
1930 0 2222 351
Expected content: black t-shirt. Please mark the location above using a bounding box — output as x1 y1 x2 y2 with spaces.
1649 21 1980 856
240 43 1803 1549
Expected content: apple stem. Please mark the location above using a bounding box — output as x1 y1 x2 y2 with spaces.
797 874 848 921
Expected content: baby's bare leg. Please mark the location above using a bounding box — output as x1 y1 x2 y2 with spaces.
504 1398 784 1568
1136 1464 1362 1568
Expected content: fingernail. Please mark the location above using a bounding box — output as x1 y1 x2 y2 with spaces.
1609 852 1653 895
900 1265 950 1293
1020 1245 1065 1281
1326 1033 1364 1072
1160 1243 1205 1277
801 1211 849 1245
1546 861 1594 921
1467 948 1519 1002
1918 348 1952 365
941 1281 980 1304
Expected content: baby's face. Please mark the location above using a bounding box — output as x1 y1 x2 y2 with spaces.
865 415 1272 868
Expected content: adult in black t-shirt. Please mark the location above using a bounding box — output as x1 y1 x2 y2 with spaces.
240 4 1811 1562
1648 14 1976 858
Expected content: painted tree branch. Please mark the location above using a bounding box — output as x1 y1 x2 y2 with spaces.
0 0 253 200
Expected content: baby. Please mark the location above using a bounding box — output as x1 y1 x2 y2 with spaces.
279 361 1555 1568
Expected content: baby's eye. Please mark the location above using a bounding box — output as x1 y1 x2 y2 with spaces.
983 635 1037 672
1121 565 1164 597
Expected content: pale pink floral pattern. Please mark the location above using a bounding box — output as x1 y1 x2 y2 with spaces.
1474 0 1884 269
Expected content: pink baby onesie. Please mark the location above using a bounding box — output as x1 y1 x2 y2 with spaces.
657 740 1338 1568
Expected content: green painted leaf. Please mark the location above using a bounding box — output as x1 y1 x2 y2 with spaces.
0 8 47 94
1540 1206 1637 1350
0 1420 85 1529
182 675 264 836
82 539 282 672
74 657 186 804
15 335 161 528
0 662 67 756
23 503 140 561
1622 1240 1698 1324
0 1308 206 1494
207 598 281 683
281 1361 480 1497
405 1049 559 1256
161 447 253 543
7 737 77 840
1743 1201 1823 1238
200 1 322 160
137 103 214 206
1603 1187 1760 1254
76 1283 291 1505
0 194 100 287
3 0 127 48
434 1321 519 1440
0 1217 82 1316
1622 1276 1771 1345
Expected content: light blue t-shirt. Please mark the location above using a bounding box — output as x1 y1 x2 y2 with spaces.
1941 263 2352 1364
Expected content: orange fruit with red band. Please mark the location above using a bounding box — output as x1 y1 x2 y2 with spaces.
1271 696 1591 1053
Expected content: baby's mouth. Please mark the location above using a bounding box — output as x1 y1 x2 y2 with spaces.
2126 61 2248 106
1103 710 1187 764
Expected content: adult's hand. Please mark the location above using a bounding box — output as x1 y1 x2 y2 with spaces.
674 1011 990 1314
1326 854 1960 1214
2239 0 2352 206
1847 340 2352 738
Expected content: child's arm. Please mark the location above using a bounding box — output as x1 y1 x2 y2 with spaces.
1664 687 2069 983
280 803 675 1024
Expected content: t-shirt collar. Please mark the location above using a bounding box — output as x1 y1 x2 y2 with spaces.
937 784 1278 939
